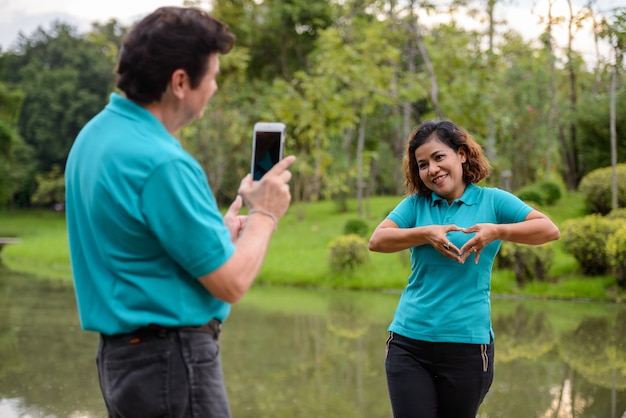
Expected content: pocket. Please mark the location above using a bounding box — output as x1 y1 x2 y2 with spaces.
189 336 221 386
184 336 230 417
103 349 170 417
385 332 394 358
479 342 495 400
480 343 488 372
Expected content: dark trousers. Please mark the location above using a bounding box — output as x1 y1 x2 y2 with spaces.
385 332 494 418
97 326 230 418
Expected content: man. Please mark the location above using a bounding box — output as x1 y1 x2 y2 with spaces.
65 7 295 418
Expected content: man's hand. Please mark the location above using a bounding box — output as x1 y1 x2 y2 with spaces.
223 195 247 242
238 155 296 221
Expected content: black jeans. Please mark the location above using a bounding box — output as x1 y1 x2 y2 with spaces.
385 332 494 418
97 325 230 418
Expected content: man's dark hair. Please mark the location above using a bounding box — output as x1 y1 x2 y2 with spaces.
116 7 236 103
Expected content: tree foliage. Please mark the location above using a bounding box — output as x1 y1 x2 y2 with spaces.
0 1 624 208
1 21 120 180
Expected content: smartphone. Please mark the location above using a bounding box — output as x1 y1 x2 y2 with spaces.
251 122 286 181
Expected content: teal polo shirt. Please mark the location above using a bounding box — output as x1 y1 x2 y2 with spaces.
66 93 235 335
387 184 532 344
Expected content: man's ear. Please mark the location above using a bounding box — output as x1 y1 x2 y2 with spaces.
170 69 188 99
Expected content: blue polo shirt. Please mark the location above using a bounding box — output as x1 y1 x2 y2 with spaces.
387 184 532 344
65 93 235 335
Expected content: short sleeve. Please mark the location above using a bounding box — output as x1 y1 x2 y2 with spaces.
140 158 235 279
492 188 533 224
387 195 418 228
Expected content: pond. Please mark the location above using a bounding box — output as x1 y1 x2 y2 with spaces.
0 267 625 418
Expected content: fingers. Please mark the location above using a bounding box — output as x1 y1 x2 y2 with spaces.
458 245 479 264
236 156 296 221
442 240 457 253
266 155 296 178
442 237 482 264
226 194 243 217
474 248 482 264
223 195 246 242
440 240 463 263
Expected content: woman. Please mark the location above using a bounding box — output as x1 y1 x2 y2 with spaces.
368 120 560 418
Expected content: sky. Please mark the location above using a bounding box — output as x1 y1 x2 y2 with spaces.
0 0 621 65
0 0 180 50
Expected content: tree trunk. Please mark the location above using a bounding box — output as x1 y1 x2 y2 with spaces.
356 114 367 216
610 52 619 210
566 0 580 189
546 0 557 177
485 0 497 164
409 0 444 119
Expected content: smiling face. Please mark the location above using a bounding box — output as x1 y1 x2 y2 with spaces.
414 138 467 203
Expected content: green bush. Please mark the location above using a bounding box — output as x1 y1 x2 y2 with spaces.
515 187 544 206
578 164 626 215
606 222 626 288
328 234 370 272
498 242 554 285
561 215 614 275
538 180 563 205
32 164 65 207
343 218 369 238
496 242 514 270
606 208 626 220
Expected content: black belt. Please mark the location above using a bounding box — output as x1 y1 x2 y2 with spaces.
102 318 222 345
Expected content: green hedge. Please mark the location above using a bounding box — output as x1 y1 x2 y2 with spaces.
607 223 626 288
578 164 626 215
538 180 563 205
498 242 554 285
328 234 370 272
561 214 619 276
343 218 369 238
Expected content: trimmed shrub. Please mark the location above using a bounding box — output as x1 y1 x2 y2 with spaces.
328 234 370 272
498 242 554 285
538 180 563 205
606 222 626 288
496 241 514 270
343 218 369 238
561 215 614 275
607 208 626 220
515 187 544 206
578 164 626 215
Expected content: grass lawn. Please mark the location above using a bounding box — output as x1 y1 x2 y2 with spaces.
0 192 624 302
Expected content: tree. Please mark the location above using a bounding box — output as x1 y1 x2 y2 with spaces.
0 82 35 208
236 0 334 82
600 7 626 211
0 83 23 159
0 21 119 204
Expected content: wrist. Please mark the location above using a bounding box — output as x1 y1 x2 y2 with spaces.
248 209 278 231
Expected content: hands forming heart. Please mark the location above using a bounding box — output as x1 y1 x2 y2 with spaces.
435 223 500 264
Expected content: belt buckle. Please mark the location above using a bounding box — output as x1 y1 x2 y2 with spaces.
207 318 222 338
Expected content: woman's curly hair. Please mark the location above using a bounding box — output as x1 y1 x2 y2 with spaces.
403 120 491 196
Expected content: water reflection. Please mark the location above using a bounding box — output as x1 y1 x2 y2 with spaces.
0 267 624 417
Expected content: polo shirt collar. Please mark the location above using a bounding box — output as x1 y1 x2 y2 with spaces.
106 93 175 141
431 183 480 206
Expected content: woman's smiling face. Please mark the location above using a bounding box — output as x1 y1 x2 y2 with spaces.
415 138 467 203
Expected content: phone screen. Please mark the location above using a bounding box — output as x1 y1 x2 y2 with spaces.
252 130 283 181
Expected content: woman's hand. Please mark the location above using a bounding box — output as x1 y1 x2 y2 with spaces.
427 225 464 263
458 223 500 264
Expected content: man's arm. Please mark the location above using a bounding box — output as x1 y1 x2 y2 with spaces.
199 156 295 303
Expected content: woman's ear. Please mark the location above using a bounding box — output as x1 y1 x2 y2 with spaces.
458 147 468 164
